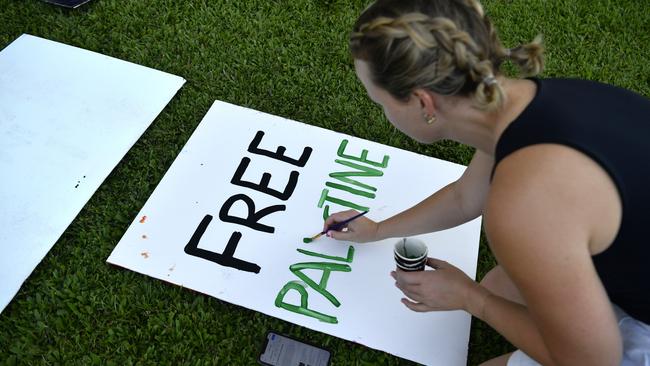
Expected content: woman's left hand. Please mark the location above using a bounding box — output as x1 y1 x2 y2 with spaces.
391 257 480 312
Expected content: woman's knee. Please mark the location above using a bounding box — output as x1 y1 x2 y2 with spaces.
479 352 513 366
480 265 525 305
480 265 506 291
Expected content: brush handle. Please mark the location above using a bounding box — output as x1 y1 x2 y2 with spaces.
324 211 369 233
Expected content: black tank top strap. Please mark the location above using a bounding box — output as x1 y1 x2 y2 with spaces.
491 77 650 323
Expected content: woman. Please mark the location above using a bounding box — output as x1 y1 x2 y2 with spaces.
323 0 650 365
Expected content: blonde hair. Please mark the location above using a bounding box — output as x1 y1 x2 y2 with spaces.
350 0 544 110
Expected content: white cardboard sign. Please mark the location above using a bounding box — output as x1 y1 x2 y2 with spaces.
0 34 185 312
107 100 481 365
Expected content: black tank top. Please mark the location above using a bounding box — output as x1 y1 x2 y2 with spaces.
492 78 650 323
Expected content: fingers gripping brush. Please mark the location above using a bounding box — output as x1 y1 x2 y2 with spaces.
303 211 369 243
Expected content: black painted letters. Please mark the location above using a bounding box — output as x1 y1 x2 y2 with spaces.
185 130 313 273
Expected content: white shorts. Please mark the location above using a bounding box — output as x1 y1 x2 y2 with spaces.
507 305 650 366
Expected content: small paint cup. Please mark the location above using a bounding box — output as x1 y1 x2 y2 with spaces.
394 238 428 272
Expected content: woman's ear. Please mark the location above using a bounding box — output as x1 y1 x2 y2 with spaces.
413 89 436 117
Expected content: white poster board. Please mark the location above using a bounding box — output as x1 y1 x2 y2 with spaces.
0 34 185 312
108 101 481 365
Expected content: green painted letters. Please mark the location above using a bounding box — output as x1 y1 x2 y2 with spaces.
289 262 351 307
325 181 375 199
297 245 355 263
337 139 389 168
329 159 382 192
275 281 338 324
317 189 369 212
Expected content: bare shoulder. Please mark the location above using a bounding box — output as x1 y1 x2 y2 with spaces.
486 143 621 256
484 143 624 364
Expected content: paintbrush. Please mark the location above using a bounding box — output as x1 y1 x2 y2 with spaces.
304 211 369 243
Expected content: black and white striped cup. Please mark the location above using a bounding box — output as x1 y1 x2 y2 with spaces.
394 238 428 272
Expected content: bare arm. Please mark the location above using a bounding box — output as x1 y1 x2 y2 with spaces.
473 145 623 365
375 149 492 239
325 150 492 242
391 145 622 364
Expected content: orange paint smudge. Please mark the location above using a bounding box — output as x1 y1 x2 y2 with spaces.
140 252 149 259
139 215 147 223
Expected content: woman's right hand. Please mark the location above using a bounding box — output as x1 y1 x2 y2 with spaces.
322 210 381 243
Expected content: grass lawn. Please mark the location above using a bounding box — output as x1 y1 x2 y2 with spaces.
0 0 648 364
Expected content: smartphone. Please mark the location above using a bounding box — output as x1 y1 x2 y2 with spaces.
258 331 331 366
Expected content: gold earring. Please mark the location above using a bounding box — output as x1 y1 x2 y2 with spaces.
425 114 437 125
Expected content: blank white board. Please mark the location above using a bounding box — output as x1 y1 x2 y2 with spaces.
0 34 185 312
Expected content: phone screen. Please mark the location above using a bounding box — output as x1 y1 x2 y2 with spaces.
259 332 331 366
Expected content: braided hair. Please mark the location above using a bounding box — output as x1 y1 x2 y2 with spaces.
350 0 544 110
